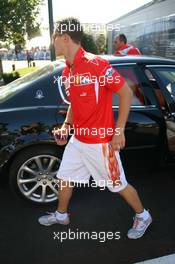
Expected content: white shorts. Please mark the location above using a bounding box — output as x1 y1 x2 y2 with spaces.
56 136 128 192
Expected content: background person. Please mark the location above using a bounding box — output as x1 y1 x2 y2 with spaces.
114 34 141 56
26 51 32 67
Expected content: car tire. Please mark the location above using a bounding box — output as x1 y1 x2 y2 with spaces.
9 145 63 205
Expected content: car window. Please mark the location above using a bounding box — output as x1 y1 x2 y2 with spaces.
112 66 146 106
145 68 169 111
151 68 175 101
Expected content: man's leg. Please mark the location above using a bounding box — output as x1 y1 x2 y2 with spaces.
38 136 91 226
118 183 144 213
38 180 73 226
89 142 152 239
57 180 74 213
118 183 152 239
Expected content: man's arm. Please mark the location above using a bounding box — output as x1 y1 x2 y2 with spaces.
63 104 73 127
91 58 132 150
111 82 133 151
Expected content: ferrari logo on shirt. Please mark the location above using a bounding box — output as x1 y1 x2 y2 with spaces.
74 73 92 86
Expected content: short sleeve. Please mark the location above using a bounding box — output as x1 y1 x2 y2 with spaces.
95 59 126 93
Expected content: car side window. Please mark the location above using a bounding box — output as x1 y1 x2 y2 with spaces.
149 68 175 101
112 66 146 106
145 69 169 112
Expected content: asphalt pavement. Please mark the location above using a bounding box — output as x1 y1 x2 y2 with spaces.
0 165 175 264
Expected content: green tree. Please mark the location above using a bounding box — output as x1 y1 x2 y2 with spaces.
0 0 42 46
81 32 98 54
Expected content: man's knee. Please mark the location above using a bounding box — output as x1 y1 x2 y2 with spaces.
107 182 128 194
58 179 75 191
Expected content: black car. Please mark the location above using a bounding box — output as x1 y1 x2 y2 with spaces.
0 55 175 204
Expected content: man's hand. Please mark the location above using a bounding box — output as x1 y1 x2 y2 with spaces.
52 123 70 146
110 128 125 151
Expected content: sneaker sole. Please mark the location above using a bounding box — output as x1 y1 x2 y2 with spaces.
127 218 152 239
38 220 70 226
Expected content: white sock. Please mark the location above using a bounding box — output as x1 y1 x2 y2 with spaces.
136 209 149 220
55 211 68 220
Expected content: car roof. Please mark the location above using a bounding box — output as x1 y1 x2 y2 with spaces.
101 55 175 65
54 55 175 68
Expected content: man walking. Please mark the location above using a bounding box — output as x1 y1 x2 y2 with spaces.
114 34 141 56
38 18 152 239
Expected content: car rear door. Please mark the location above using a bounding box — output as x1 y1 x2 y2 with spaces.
112 63 167 169
144 65 175 155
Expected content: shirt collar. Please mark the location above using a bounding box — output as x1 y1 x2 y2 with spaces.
66 47 85 68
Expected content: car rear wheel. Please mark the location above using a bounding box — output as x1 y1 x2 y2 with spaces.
9 145 62 204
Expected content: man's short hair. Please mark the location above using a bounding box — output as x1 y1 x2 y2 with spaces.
119 34 127 44
54 17 83 44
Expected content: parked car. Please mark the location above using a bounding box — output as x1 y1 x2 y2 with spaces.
0 55 175 204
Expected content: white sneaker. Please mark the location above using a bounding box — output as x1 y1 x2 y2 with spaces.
38 212 70 226
127 212 152 239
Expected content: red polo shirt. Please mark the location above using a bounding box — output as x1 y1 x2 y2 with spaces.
114 44 141 56
62 47 126 143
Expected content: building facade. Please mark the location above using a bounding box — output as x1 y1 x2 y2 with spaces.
107 0 175 59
